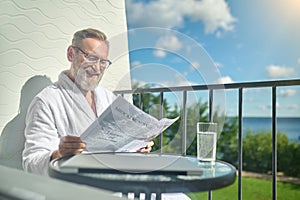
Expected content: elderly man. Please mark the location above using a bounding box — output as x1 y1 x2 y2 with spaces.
22 28 152 175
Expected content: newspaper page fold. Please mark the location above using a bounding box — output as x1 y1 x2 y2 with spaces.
80 96 179 152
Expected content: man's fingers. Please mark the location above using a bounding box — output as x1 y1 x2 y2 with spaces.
147 141 154 148
59 142 86 149
138 147 152 153
58 146 85 157
137 141 154 153
61 135 83 142
59 148 84 155
59 135 86 157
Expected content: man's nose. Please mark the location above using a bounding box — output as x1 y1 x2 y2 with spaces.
91 62 107 73
91 62 101 72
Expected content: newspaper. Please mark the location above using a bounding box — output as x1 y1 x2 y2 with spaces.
80 96 179 152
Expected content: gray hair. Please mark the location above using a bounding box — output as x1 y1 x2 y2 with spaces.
72 28 109 47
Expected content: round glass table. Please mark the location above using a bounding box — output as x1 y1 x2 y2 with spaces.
49 153 236 200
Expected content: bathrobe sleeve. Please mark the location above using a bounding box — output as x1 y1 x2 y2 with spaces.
22 97 60 175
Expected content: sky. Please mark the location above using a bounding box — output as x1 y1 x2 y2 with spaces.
124 0 300 117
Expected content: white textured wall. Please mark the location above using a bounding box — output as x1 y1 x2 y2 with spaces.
0 0 131 134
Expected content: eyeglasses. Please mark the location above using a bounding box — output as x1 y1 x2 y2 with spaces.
72 46 112 68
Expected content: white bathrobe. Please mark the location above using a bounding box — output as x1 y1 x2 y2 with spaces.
22 71 116 175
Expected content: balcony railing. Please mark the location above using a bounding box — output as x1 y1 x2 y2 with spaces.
114 79 300 200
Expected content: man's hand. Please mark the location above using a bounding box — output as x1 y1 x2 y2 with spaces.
137 141 154 153
51 135 86 160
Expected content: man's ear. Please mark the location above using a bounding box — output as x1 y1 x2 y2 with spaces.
67 46 74 62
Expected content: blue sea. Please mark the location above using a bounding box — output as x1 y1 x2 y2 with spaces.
242 117 300 143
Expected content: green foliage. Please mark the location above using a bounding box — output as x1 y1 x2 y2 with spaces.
159 103 183 154
277 136 300 177
217 117 238 164
243 130 273 172
185 101 209 155
243 130 300 177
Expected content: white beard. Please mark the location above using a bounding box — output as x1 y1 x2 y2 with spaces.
73 62 103 91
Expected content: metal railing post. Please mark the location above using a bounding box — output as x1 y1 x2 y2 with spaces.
159 92 164 153
272 86 277 200
139 93 143 109
209 89 213 122
182 90 187 156
208 89 214 200
238 88 243 200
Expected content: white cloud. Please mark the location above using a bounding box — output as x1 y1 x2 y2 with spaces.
183 71 189 78
214 62 223 68
188 0 237 34
215 76 234 84
126 0 185 28
298 58 300 66
277 102 280 108
288 104 299 110
131 61 142 67
131 78 148 88
265 102 280 110
126 0 236 35
161 79 197 87
153 49 167 58
279 89 296 97
132 74 197 88
156 34 182 50
153 34 182 58
257 104 268 110
133 79 196 88
189 61 200 72
266 65 296 78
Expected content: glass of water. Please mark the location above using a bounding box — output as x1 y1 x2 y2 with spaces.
197 122 218 162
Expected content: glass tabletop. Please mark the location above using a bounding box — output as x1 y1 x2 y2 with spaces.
49 153 236 194
76 159 232 182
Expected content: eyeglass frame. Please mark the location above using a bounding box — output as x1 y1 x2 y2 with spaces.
72 46 112 68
